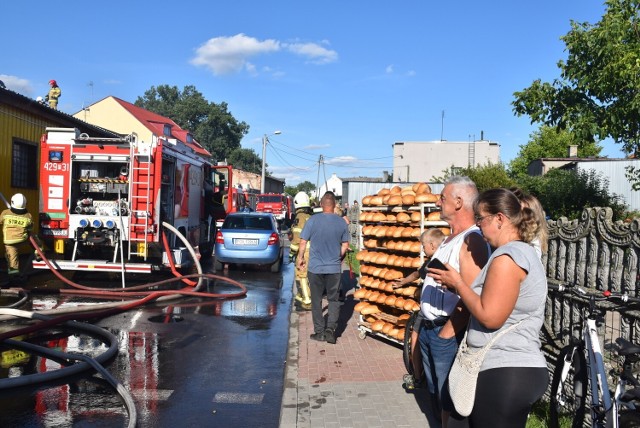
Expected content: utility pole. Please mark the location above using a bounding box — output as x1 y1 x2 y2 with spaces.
261 130 281 193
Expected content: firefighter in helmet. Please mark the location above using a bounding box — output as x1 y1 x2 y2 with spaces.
45 80 61 110
289 192 313 310
0 194 33 279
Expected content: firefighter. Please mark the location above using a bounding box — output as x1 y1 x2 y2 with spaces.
45 79 61 110
0 194 33 279
289 192 313 310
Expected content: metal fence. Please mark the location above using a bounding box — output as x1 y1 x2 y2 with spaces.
542 207 640 423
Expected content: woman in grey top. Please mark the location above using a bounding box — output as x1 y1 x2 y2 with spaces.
428 188 548 428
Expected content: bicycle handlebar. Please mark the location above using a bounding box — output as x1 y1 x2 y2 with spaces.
548 282 640 304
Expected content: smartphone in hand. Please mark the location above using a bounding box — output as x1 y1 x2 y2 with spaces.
427 258 448 271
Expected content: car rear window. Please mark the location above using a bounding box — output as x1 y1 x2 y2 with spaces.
223 216 273 230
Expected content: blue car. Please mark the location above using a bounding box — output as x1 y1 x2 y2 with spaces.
214 212 283 272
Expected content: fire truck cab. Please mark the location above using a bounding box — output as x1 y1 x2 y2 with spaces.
209 163 258 230
256 193 288 227
34 127 215 273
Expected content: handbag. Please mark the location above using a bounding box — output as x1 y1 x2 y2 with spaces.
448 318 527 417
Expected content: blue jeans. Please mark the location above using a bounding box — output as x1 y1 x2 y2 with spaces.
418 323 459 412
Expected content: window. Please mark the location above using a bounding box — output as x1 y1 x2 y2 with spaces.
12 139 38 189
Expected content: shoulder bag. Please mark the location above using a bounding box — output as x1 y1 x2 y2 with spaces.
448 317 527 417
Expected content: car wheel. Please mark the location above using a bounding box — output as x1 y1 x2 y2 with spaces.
270 257 282 273
213 258 223 271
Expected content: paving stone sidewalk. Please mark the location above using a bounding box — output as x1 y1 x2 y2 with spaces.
280 288 436 428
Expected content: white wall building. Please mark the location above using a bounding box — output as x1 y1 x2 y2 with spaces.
392 140 501 182
317 173 343 199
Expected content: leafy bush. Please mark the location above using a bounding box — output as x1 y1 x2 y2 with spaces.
520 168 627 220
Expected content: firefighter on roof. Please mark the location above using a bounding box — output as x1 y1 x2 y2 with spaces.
0 194 33 279
289 192 313 310
45 79 61 110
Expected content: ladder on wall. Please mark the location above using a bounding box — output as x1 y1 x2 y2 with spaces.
468 140 476 168
128 139 154 260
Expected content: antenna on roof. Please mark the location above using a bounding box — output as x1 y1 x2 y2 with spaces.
440 110 445 141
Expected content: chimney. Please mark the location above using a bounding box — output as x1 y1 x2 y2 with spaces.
568 145 578 157
382 171 389 182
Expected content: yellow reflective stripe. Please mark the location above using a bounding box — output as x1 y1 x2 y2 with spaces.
3 215 31 228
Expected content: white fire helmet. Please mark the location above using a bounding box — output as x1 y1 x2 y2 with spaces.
294 192 310 208
10 193 26 210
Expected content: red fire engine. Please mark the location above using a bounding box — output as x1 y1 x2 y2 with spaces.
256 193 289 226
209 163 258 230
33 127 217 273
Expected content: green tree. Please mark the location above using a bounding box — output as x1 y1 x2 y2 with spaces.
135 85 250 163
226 148 264 175
284 181 316 197
297 181 316 195
432 162 514 192
512 0 640 155
520 169 627 220
508 126 601 180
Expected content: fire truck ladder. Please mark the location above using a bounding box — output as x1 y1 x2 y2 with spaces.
128 139 154 260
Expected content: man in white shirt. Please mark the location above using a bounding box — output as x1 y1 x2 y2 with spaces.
419 176 490 426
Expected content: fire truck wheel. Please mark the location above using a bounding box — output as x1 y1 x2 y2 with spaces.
270 256 282 273
213 259 223 271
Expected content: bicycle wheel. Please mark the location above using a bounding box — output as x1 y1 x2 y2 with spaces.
549 344 588 428
403 311 419 375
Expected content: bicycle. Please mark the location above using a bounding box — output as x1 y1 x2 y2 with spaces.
548 283 640 428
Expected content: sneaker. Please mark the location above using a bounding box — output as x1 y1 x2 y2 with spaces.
310 332 325 341
324 328 336 344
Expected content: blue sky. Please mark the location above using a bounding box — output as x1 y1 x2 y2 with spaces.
2 0 622 186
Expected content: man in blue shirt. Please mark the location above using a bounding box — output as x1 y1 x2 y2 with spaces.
297 191 349 344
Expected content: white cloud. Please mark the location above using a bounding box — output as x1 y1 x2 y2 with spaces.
386 65 394 74
304 144 331 150
284 42 338 65
191 33 280 75
325 155 359 166
191 34 338 76
0 75 33 95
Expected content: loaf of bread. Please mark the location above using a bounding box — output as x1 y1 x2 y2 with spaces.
372 320 385 331
385 295 397 306
354 288 367 299
415 193 439 203
382 323 394 334
361 304 381 315
427 211 441 221
354 301 369 312
387 195 402 206
402 195 415 205
397 212 411 222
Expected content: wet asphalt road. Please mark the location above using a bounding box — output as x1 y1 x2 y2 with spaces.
0 255 295 427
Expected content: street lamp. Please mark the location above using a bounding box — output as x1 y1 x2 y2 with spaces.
261 130 281 193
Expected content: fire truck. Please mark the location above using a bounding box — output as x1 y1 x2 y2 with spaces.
33 127 217 273
256 193 289 227
209 162 259 230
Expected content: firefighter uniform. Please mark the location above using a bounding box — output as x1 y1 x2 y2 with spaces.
46 80 62 110
0 199 33 276
289 207 312 309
